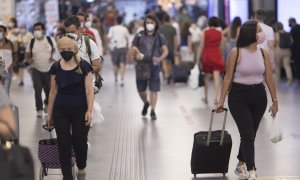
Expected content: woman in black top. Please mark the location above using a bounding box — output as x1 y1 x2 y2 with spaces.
47 36 94 180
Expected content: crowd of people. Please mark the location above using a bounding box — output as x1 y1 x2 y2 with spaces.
1 3 300 179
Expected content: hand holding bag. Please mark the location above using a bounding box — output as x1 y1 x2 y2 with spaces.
269 116 283 143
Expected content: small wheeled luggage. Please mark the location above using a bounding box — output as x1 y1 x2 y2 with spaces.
173 64 190 83
38 125 77 180
191 108 232 177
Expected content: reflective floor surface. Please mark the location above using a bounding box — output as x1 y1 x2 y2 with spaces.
10 55 300 180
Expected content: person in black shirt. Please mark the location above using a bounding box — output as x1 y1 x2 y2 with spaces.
47 36 94 180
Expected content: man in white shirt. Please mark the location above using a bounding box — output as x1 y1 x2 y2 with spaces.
53 16 102 72
107 16 131 86
25 22 57 118
76 12 103 56
255 9 275 70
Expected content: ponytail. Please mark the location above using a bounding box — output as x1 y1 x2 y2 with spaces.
74 53 83 74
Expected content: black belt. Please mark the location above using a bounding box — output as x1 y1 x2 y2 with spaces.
232 82 264 88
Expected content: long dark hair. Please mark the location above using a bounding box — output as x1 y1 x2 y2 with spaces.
143 14 160 35
181 22 191 37
230 17 241 39
236 20 258 48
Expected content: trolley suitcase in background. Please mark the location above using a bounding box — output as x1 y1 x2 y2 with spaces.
191 108 232 177
172 64 190 83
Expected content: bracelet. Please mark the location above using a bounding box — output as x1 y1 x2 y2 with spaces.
272 98 278 102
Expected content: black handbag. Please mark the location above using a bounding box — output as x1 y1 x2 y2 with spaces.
94 73 103 90
136 62 151 80
0 119 35 180
198 70 205 87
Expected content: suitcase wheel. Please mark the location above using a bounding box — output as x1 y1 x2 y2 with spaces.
194 174 196 178
223 173 226 176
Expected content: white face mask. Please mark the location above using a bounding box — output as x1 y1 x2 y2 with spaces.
80 23 84 28
85 21 92 28
34 30 43 38
0 32 3 40
146 23 155 32
20 29 26 34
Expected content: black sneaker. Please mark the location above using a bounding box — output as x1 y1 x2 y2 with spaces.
150 110 157 120
142 102 150 116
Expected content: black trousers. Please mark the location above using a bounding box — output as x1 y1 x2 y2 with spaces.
228 83 267 171
53 107 89 180
31 68 50 111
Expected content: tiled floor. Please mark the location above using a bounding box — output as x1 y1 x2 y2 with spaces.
9 56 300 180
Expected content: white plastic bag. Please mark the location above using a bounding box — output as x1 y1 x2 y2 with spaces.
180 46 194 62
92 100 104 124
188 65 199 90
269 116 283 143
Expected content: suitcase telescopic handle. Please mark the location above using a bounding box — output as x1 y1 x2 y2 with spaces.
207 108 228 146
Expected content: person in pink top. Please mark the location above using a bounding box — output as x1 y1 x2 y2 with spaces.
215 21 278 180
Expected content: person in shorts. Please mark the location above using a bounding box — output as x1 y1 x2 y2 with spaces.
131 14 168 120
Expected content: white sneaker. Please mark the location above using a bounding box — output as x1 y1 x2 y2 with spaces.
37 110 43 118
234 163 249 180
234 163 247 176
248 170 257 180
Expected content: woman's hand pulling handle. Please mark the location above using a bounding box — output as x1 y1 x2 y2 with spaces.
215 102 224 113
47 115 54 128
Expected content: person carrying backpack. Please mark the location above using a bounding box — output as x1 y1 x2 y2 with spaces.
131 14 168 120
53 15 102 72
25 22 57 118
0 23 17 94
274 22 293 85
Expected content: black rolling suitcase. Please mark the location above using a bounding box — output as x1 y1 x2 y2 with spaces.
173 64 190 83
191 108 232 177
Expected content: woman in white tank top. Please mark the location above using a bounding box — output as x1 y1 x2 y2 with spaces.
215 21 278 180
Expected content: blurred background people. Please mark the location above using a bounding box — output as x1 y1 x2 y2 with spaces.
107 16 130 86
198 17 224 105
25 22 57 118
223 17 241 61
0 23 17 94
289 17 300 83
274 22 293 85
159 14 178 84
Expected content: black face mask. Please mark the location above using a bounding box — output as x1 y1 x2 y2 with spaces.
60 51 74 61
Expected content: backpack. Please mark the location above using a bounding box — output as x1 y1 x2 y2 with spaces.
83 35 104 91
29 36 54 57
279 32 292 49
